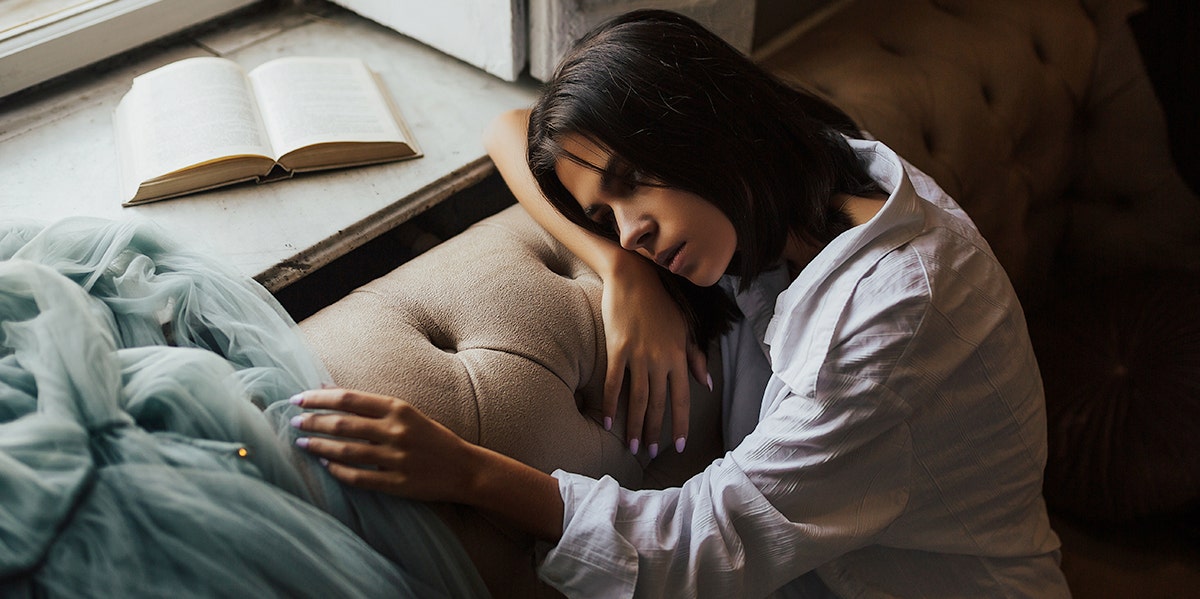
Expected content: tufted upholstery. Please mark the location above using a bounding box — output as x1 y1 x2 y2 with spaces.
760 0 1200 307
762 0 1094 302
299 0 1200 596
1029 274 1200 523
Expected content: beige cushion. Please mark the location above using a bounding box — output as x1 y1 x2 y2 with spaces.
299 205 723 597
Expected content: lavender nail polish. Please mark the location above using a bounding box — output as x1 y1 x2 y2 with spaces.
294 437 310 449
648 443 659 459
629 438 640 455
706 373 713 392
675 436 687 453
288 393 305 405
289 414 305 428
603 416 612 431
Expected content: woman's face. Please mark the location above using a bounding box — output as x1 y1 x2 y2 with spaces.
554 134 737 287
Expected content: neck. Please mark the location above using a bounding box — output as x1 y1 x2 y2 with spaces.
783 232 821 278
783 193 887 278
837 192 887 227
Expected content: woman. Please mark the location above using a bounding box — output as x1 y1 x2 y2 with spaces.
291 10 1070 597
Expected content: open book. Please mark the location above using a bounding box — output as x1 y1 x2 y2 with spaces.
114 56 421 206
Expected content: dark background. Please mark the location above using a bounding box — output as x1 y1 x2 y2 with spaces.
1128 0 1199 196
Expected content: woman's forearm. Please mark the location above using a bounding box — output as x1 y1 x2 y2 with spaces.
484 109 640 281
484 109 704 452
461 442 565 542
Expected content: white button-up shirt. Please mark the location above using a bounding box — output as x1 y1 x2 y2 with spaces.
539 139 1070 598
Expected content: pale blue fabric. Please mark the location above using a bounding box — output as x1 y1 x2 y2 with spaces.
0 218 488 598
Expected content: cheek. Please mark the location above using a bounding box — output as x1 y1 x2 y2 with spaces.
721 223 739 268
712 208 738 255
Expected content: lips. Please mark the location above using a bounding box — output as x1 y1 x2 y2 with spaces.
655 242 684 271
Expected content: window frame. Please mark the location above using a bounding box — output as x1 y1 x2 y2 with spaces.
0 0 259 97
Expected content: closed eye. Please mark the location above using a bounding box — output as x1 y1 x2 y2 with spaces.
583 205 617 233
600 157 645 197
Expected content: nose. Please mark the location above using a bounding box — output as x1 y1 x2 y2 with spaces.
616 209 654 251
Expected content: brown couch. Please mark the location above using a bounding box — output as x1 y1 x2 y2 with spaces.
298 0 1200 596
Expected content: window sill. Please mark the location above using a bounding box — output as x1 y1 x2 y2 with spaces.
0 0 259 96
0 2 538 292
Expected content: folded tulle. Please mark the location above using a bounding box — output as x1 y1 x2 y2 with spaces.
0 218 487 597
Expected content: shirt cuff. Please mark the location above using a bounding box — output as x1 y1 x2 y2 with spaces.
536 470 638 598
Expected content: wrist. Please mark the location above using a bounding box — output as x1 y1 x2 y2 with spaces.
595 246 653 282
457 441 496 505
456 443 564 541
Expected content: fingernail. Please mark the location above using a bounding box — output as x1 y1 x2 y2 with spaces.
675 436 687 453
319 458 329 467
603 416 612 431
288 393 305 405
289 414 305 429
648 443 659 459
706 373 713 392
629 438 639 454
295 437 310 449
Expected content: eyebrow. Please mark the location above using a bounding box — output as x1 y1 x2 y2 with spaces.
597 154 627 192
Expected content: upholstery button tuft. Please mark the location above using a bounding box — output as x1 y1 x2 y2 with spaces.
425 328 459 354
542 254 584 280
878 39 904 56
930 0 959 17
1110 194 1134 210
1032 39 1048 64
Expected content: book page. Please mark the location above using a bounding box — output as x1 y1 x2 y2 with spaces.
115 58 274 188
115 57 274 187
248 57 407 156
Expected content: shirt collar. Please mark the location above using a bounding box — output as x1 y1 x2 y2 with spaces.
764 139 928 352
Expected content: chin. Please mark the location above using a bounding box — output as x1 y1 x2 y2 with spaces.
687 270 723 288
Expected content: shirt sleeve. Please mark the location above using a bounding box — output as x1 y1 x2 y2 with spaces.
538 374 915 598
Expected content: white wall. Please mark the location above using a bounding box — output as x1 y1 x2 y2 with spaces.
529 0 755 82
325 0 527 81
323 0 765 83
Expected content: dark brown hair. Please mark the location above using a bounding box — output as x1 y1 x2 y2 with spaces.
527 9 883 345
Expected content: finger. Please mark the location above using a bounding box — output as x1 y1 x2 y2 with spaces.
687 343 712 392
602 355 625 433
289 388 394 418
324 461 401 494
291 411 393 444
642 372 667 459
668 366 690 453
296 435 395 467
625 365 649 454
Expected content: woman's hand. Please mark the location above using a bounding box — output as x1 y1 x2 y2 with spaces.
290 388 565 541
289 388 478 504
602 258 711 458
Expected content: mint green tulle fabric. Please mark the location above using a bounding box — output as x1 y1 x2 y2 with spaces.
0 218 488 598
